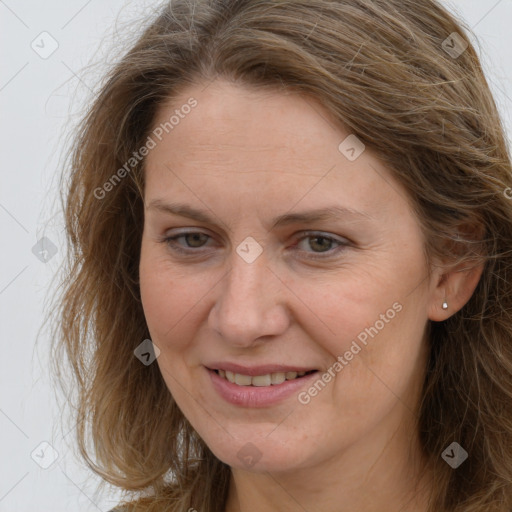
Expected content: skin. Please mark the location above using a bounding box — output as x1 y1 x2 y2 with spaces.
138 78 483 512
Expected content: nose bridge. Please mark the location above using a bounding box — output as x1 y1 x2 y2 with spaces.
209 244 289 345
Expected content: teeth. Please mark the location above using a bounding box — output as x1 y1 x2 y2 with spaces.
271 372 286 385
235 373 252 386
251 374 272 386
217 369 312 386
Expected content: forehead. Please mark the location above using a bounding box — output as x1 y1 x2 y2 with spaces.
148 80 342 165
143 79 406 221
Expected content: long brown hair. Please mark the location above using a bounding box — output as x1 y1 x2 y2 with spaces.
50 0 512 510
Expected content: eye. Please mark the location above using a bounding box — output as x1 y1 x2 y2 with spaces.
159 231 213 254
293 231 349 259
158 230 350 259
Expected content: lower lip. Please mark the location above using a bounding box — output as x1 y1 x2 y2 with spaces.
206 367 319 408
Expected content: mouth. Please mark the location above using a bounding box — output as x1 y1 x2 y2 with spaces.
206 365 322 407
211 368 319 387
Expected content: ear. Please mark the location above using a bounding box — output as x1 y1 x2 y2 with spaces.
428 259 484 321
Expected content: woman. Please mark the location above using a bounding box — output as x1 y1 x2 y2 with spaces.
50 0 512 510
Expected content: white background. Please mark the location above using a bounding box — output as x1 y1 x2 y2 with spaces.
1 1 511 510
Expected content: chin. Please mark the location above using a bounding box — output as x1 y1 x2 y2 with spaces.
204 430 316 474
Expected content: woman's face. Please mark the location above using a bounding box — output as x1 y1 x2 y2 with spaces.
139 78 440 474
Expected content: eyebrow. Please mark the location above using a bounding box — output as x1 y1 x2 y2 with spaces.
147 199 373 229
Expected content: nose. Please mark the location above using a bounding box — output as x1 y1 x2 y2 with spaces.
208 247 291 347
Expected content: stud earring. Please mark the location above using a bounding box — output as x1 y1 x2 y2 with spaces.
442 300 448 310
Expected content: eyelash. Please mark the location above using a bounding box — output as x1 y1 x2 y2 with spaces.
158 231 349 260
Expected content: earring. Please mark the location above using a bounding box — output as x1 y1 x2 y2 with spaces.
442 300 448 310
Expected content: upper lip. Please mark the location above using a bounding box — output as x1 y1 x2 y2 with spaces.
205 362 318 376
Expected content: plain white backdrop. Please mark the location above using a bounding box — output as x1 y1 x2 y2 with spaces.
0 1 511 510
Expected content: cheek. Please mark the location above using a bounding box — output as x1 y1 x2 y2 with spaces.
287 261 404 354
139 253 196 395
326 299 428 429
291 258 428 405
139 247 185 345
139 245 212 358
139 262 169 337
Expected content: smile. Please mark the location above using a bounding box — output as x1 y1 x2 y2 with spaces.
213 369 317 386
206 367 320 407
